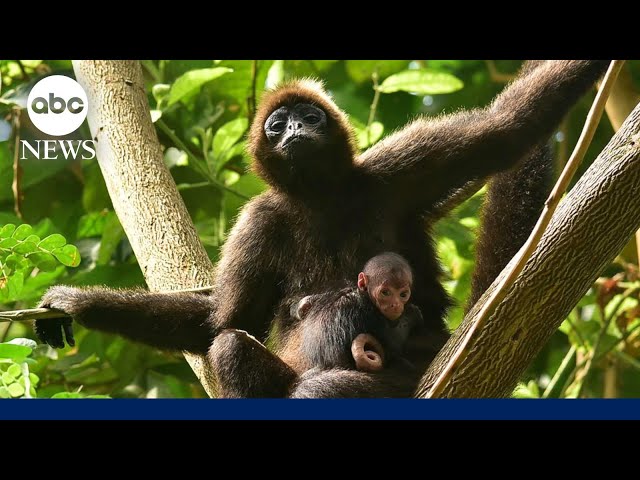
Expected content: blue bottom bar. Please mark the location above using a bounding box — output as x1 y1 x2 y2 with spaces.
2 398 640 420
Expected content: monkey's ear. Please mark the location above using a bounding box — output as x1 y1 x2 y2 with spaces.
295 296 314 319
357 272 368 291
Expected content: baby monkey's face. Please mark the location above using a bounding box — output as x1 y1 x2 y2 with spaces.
369 279 411 322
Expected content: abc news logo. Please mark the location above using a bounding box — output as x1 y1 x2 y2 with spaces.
21 75 96 160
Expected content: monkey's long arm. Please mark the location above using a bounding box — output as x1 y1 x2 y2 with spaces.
357 60 610 208
36 199 285 351
36 286 216 352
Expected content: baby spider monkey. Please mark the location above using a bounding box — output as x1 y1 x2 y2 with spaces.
293 252 424 372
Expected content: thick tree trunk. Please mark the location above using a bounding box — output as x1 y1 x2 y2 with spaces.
416 101 640 398
72 60 217 397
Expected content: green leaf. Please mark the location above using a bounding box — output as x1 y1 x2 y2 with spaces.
0 237 18 248
25 234 40 244
29 372 39 385
2 372 14 383
28 252 58 272
51 392 85 398
8 338 37 349
167 67 233 106
97 214 124 266
77 211 112 238
0 343 32 361
345 60 408 84
164 147 188 169
39 233 67 250
5 271 24 299
12 224 33 241
7 362 21 378
0 387 10 398
51 244 81 267
355 121 384 150
4 253 22 268
13 240 38 255
151 83 170 103
377 69 464 95
0 224 15 238
212 118 248 169
8 382 25 397
266 60 285 89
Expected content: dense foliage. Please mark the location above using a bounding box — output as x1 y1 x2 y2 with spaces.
1 60 639 398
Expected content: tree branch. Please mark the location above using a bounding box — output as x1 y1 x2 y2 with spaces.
416 100 640 398
72 60 218 396
425 60 624 398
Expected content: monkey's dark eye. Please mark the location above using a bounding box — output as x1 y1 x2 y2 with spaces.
400 291 409 299
271 121 286 133
304 114 320 124
381 289 390 297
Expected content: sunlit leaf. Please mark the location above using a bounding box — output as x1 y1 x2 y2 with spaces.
0 237 18 248
9 338 37 349
163 147 188 169
13 241 38 255
8 383 24 397
7 362 21 378
167 67 233 106
0 343 32 361
345 61 408 84
39 233 67 250
377 69 464 95
212 118 248 164
0 224 15 238
6 271 24 298
51 244 81 267
12 224 33 241
28 252 58 271
355 122 384 150
151 83 170 103
266 60 285 89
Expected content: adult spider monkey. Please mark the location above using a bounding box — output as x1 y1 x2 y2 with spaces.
35 60 610 397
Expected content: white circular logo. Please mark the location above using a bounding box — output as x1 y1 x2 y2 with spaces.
27 75 88 136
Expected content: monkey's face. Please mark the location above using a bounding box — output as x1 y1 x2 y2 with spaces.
264 103 327 158
370 280 411 322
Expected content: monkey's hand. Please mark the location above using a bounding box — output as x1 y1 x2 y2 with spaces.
351 333 385 372
35 286 87 348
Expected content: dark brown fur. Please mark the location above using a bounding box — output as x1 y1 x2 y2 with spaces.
37 61 610 398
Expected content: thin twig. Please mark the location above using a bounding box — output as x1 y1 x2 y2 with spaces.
248 60 258 124
541 344 576 398
0 322 10 342
0 307 68 322
427 60 626 399
565 311 588 348
485 60 516 83
156 119 248 200
367 71 381 147
11 107 23 220
15 60 30 81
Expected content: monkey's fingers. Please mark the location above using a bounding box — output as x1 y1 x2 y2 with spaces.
34 318 66 349
62 318 76 347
